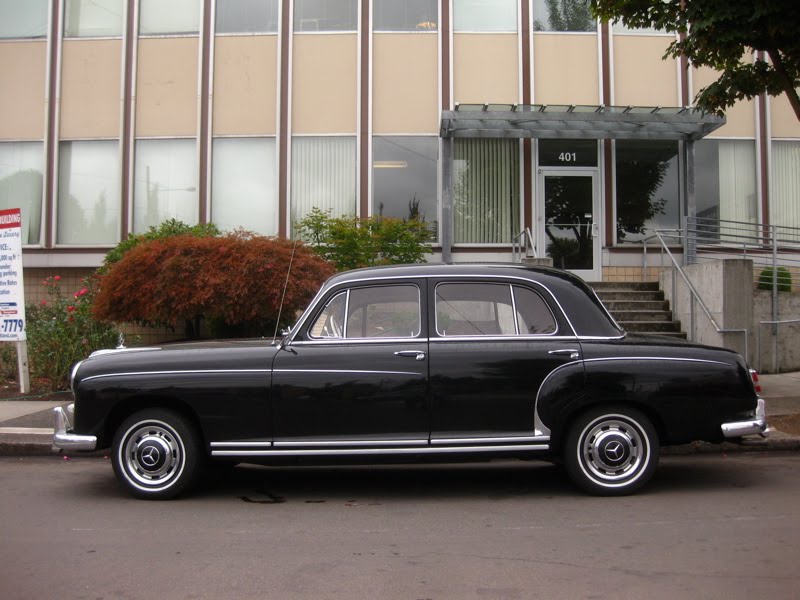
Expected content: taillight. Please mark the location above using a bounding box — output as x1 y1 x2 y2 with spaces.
749 368 761 394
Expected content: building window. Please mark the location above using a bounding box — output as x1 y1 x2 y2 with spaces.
373 136 438 241
532 0 595 32
139 0 200 35
57 140 120 245
614 140 680 244
374 0 437 32
133 139 198 234
453 139 519 244
216 0 279 34
294 0 357 32
0 142 43 245
212 138 277 235
771 140 800 229
64 0 123 37
291 136 357 235
695 139 757 228
0 0 48 39
453 0 517 32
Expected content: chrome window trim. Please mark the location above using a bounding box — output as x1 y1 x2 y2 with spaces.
291 337 431 346
211 443 550 457
429 335 577 343
289 272 580 344
509 284 520 335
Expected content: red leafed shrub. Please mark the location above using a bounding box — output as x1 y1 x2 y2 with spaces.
93 233 335 339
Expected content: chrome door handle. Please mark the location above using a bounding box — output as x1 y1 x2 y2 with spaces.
394 350 426 361
549 349 580 360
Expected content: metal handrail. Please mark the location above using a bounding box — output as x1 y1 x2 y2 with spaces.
512 227 537 262
651 230 749 359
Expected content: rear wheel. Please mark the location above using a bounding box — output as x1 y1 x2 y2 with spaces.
112 408 204 500
564 406 660 496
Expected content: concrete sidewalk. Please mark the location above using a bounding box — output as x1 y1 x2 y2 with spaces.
0 374 798 456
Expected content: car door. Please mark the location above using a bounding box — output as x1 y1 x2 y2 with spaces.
271 279 430 445
428 278 582 441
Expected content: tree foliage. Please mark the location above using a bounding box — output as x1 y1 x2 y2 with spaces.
93 233 335 339
591 0 800 120
296 208 431 271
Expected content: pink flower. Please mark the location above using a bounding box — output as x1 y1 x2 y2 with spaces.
54 275 61 282
74 287 88 298
67 305 76 313
40 300 47 306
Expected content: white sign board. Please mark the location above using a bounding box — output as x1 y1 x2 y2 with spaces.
0 208 26 341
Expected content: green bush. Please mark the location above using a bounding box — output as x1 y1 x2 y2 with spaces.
296 208 431 271
26 276 120 390
757 266 792 292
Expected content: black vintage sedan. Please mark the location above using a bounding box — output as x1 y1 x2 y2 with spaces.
54 264 767 499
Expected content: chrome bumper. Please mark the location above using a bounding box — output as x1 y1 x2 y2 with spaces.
53 404 97 451
721 398 769 439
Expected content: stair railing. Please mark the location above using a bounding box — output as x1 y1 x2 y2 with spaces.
512 228 537 263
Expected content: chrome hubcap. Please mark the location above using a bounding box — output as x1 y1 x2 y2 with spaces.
122 422 184 489
580 416 647 485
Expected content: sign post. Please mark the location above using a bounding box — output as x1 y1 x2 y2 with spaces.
0 208 29 393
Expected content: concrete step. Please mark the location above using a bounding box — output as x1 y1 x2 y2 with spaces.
619 320 683 333
594 290 665 301
610 310 672 322
588 281 659 291
603 300 670 311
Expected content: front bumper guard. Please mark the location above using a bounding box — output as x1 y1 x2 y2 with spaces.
53 404 97 452
721 398 769 439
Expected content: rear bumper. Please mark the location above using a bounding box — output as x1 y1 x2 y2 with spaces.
53 404 97 451
721 398 769 439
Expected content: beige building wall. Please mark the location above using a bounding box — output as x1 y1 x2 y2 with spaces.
373 34 438 134
60 40 122 139
454 34 519 104
0 42 47 139
770 93 800 138
613 35 679 106
692 66 755 138
292 34 357 134
135 37 199 137
213 36 278 136
533 34 599 105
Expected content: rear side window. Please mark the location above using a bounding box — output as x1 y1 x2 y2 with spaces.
435 283 556 337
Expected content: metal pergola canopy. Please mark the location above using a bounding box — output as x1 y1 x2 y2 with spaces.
440 104 725 141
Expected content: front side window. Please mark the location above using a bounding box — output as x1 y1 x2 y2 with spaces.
64 0 123 37
454 138 519 244
212 137 277 235
373 136 438 242
133 139 198 233
57 140 120 245
436 283 556 336
374 0 437 32
532 0 595 32
291 136 357 236
0 141 43 244
139 0 200 35
294 0 357 32
216 0 279 34
309 285 421 339
0 0 48 39
615 140 679 244
453 0 517 32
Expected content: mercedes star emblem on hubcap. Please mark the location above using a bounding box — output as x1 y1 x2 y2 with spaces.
605 440 624 461
141 445 161 468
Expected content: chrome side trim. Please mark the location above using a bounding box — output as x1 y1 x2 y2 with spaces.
274 439 429 447
722 398 769 438
210 441 273 448
292 338 431 346
583 356 732 367
89 347 161 358
430 435 549 445
273 369 421 376
52 405 97 452
79 369 272 383
211 444 550 458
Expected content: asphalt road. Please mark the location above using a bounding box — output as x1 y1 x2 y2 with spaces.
1 454 799 600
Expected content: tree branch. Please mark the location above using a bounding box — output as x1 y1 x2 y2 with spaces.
767 48 800 121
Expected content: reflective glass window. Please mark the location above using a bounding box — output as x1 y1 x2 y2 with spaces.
57 140 120 245
374 0 437 32
216 0 279 34
139 0 200 35
771 140 800 229
0 0 48 39
133 139 198 233
309 291 347 338
64 0 123 37
532 0 595 32
373 136 438 242
453 0 517 32
346 285 421 338
0 142 43 244
436 283 516 336
512 286 557 334
695 139 758 230
212 138 277 235
294 0 357 32
615 140 679 243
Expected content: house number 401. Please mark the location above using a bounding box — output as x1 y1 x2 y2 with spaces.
558 152 577 162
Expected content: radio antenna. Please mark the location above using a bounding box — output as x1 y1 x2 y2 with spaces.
272 239 299 344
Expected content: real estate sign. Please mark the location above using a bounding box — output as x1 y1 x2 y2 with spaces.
0 208 26 341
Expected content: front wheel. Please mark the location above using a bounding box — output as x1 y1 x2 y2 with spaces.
112 408 204 500
564 406 660 496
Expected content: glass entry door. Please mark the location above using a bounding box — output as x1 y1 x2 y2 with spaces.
538 170 600 281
